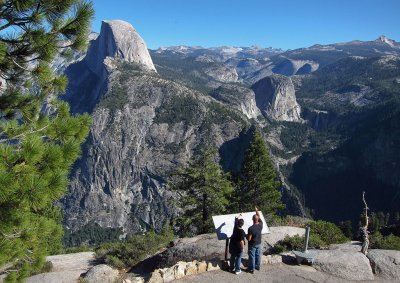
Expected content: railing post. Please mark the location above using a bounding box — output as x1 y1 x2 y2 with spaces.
304 226 310 253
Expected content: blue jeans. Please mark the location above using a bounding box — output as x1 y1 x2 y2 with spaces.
229 251 243 272
248 244 261 271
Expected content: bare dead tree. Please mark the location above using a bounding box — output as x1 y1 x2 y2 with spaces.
361 191 369 255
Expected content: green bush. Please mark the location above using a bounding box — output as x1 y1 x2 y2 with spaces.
309 220 348 245
274 235 304 253
370 232 400 251
95 225 174 269
273 234 326 253
272 220 348 254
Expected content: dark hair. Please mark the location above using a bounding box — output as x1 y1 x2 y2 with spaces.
237 218 244 228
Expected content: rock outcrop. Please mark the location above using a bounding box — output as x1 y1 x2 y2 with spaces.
25 252 95 283
62 61 248 234
86 20 156 76
204 65 238 83
134 227 305 273
210 85 261 119
84 264 120 283
313 249 374 281
367 249 400 280
63 20 156 114
252 74 302 122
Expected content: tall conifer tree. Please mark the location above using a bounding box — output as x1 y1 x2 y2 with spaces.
237 126 285 216
0 1 94 281
170 148 233 235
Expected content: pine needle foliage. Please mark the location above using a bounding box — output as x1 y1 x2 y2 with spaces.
236 126 285 216
0 1 94 281
169 147 233 236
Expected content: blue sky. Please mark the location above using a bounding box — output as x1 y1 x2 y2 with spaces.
92 0 400 50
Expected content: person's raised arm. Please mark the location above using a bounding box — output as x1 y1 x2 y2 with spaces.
255 207 260 217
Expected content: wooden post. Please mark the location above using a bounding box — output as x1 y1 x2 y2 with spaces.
225 238 229 261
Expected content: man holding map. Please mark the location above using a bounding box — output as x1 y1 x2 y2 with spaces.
247 207 263 273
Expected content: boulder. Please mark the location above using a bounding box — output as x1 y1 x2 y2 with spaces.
367 249 400 280
197 261 207 273
84 264 119 283
185 261 198 276
313 250 374 281
159 267 175 283
206 261 220 271
122 274 145 283
173 262 187 280
147 270 163 283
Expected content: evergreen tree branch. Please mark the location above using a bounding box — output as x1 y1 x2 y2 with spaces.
0 123 50 143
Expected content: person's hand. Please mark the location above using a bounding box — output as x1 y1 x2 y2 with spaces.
255 207 259 211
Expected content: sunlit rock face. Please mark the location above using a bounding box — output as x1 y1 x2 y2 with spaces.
252 74 301 122
85 20 156 75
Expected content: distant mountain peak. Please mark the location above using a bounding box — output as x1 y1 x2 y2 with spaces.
85 20 156 75
375 35 397 47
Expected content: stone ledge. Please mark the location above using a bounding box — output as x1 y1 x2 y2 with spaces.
125 254 283 283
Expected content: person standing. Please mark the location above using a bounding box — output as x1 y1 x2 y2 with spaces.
247 207 263 273
229 217 246 274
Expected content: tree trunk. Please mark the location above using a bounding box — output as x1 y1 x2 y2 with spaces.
202 193 208 233
361 191 369 255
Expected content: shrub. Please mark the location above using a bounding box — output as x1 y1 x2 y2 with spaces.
274 235 304 253
95 224 174 269
272 220 348 254
370 232 400 251
308 220 348 245
273 234 326 253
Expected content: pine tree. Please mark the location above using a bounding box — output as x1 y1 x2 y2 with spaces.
0 1 94 281
170 148 233 236
237 126 285 216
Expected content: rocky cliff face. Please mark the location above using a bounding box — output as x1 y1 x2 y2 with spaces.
63 20 157 115
63 62 248 233
86 20 156 76
251 74 302 122
62 20 250 233
210 85 261 120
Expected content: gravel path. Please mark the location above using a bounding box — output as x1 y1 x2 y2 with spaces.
175 264 386 283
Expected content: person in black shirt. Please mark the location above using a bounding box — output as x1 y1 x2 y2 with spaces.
229 217 246 274
247 207 263 273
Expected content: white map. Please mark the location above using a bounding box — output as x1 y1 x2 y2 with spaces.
212 211 271 240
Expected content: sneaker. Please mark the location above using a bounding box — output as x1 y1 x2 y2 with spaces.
247 269 254 274
255 266 260 271
235 270 242 275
